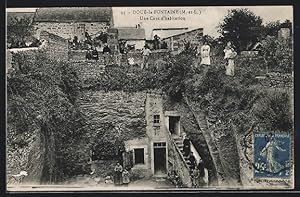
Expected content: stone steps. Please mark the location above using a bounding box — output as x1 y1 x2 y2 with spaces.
172 135 193 173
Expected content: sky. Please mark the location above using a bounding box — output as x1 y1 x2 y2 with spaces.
7 6 293 39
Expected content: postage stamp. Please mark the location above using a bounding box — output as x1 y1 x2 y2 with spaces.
253 132 291 179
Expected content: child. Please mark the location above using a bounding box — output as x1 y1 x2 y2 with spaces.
122 168 130 186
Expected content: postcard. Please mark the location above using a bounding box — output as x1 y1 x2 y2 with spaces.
6 5 294 191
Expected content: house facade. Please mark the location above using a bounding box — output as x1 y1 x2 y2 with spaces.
162 28 204 51
33 7 114 41
114 27 146 50
123 91 196 186
78 90 197 186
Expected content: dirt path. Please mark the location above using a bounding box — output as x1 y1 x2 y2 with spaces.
7 176 176 191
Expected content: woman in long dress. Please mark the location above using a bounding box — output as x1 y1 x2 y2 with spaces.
197 160 209 186
122 168 130 186
200 41 211 65
114 162 123 185
223 41 237 76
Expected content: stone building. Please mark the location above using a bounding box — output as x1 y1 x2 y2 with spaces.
33 7 114 41
108 27 146 50
151 27 189 40
78 89 203 187
162 28 204 51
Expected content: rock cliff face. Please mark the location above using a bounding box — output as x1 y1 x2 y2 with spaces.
77 90 147 150
163 97 219 185
163 95 242 186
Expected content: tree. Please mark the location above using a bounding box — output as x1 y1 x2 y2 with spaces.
218 9 263 52
261 36 293 73
263 19 292 37
263 20 281 37
7 16 34 48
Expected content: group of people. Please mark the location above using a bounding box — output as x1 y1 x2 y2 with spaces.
197 40 237 77
113 162 131 186
85 43 112 64
182 134 209 188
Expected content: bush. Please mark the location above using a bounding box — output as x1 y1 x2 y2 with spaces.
261 36 293 73
7 51 88 182
252 91 293 132
84 50 195 102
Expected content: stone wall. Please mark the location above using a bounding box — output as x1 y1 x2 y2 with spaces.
40 31 69 62
146 91 192 186
35 22 110 41
240 51 259 57
258 72 293 88
145 91 169 141
68 50 120 64
68 49 170 65
124 137 152 179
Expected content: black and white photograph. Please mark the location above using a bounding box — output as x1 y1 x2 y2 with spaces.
5 5 294 191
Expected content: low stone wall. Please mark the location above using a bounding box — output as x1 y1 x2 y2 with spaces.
68 49 170 66
40 31 69 62
265 72 293 88
240 51 259 57
255 72 293 88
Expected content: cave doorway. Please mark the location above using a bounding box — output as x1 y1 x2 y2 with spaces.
169 116 180 136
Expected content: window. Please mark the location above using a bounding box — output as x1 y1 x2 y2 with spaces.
154 142 166 147
134 148 144 164
153 115 160 126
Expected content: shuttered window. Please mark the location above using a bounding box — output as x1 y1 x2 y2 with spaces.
134 148 144 164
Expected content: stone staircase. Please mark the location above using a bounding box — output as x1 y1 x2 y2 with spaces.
172 135 193 172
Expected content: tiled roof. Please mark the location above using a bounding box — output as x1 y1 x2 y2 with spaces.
161 28 204 40
116 28 146 40
34 7 112 22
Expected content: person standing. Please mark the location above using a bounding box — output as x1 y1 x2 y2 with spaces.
103 43 112 65
200 41 211 66
189 152 197 171
114 162 123 186
223 41 237 76
141 45 151 69
89 146 97 175
118 145 125 166
191 167 200 188
197 160 209 186
183 134 191 157
154 34 160 50
122 168 130 187
91 47 99 61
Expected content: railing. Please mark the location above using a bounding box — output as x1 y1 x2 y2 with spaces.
167 131 190 170
181 129 202 165
190 139 202 165
166 130 192 187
